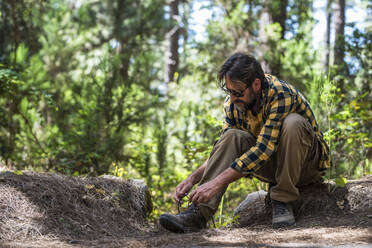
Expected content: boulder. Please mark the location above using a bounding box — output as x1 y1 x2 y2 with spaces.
233 175 372 227
233 190 268 226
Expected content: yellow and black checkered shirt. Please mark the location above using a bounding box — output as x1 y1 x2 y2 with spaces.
224 74 331 175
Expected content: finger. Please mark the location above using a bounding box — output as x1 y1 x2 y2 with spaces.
176 192 182 199
198 195 205 204
177 193 187 202
176 187 185 197
175 184 184 195
190 191 201 204
174 192 182 202
192 193 200 205
188 190 196 202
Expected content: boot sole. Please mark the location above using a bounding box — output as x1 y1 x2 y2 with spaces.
272 220 296 228
159 214 202 233
160 214 185 233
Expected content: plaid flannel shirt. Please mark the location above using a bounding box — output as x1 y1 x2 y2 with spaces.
224 74 331 175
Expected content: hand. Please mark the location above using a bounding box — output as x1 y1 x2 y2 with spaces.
188 180 221 205
174 178 194 203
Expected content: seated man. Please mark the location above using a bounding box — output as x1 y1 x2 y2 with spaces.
160 53 331 232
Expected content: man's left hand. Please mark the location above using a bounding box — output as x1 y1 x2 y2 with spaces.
188 180 221 205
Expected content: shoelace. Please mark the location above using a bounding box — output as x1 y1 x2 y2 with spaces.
177 196 216 228
177 194 191 214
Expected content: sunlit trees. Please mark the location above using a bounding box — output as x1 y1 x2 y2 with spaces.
0 0 370 220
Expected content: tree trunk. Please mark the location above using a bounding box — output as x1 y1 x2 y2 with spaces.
333 0 346 90
7 99 17 166
324 0 332 73
270 0 288 76
258 0 288 76
258 0 272 74
334 0 346 67
10 0 19 68
164 0 180 85
272 0 288 39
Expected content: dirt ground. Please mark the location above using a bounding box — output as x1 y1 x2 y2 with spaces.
3 215 371 248
0 171 371 248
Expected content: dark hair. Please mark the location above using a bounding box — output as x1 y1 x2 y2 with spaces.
217 53 266 89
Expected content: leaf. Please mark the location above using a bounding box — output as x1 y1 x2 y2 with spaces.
335 175 347 188
96 188 105 194
20 98 29 114
85 184 95 190
15 43 29 65
13 170 23 175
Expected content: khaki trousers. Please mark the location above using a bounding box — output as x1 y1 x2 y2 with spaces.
198 113 323 220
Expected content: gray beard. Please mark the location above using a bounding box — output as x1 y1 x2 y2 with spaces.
234 97 257 113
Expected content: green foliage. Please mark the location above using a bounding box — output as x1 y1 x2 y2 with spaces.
280 21 318 91
330 93 372 177
0 0 371 227
306 72 372 179
335 175 348 188
0 67 22 95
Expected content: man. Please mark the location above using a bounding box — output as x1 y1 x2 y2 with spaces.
159 53 331 233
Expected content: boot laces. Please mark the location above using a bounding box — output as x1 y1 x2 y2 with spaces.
177 195 192 214
177 197 216 228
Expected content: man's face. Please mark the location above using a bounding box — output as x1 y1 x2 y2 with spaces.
225 76 257 111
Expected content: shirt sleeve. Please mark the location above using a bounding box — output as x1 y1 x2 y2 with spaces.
222 96 236 133
230 92 295 174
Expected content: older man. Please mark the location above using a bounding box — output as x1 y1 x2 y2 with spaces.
160 53 331 232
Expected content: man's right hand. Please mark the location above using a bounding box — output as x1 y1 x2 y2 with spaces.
173 159 208 203
174 178 194 203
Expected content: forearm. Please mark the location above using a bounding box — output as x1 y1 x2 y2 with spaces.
188 159 208 185
188 167 244 204
213 167 244 188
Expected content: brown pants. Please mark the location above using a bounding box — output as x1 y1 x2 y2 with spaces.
198 113 323 220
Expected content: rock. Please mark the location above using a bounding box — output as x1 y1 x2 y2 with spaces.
102 176 153 217
233 175 372 227
344 176 372 213
291 176 372 217
233 190 268 226
128 179 153 217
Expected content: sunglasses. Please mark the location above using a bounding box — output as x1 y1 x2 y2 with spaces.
222 85 249 97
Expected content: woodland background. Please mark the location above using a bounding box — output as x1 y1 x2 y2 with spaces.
0 0 371 223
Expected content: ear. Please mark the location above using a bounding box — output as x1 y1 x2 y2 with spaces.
252 78 261 92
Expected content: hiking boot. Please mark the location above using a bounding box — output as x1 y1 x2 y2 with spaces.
271 199 296 228
159 205 207 233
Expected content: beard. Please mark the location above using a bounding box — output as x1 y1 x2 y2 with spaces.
233 91 257 112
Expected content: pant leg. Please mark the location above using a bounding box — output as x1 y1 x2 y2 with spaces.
198 129 256 220
255 113 323 203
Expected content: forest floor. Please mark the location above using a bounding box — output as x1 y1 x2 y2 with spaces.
4 213 371 248
1 171 371 248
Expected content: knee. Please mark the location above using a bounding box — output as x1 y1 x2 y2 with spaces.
281 114 307 135
222 129 253 141
219 128 256 150
220 128 256 146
